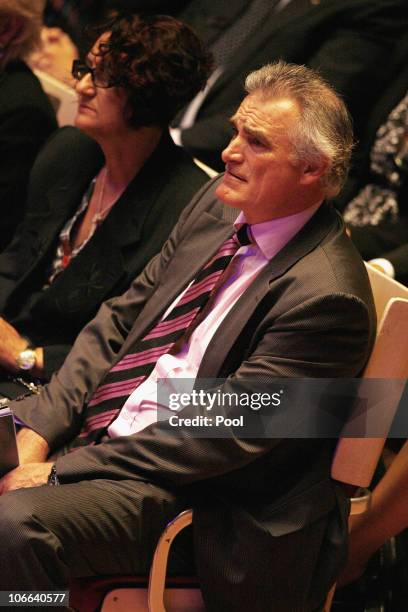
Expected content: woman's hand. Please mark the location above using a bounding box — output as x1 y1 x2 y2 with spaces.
0 317 28 372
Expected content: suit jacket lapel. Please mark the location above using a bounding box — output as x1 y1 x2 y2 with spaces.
104 133 178 249
116 209 235 358
117 200 338 372
43 133 176 316
26 178 90 266
197 203 339 378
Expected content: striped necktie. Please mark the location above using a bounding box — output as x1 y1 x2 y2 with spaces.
71 225 251 448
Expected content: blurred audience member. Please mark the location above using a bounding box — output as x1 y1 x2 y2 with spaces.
339 435 408 587
336 46 408 285
44 0 103 45
31 1 191 83
171 0 408 171
0 0 57 251
29 25 78 84
0 13 211 397
41 1 190 53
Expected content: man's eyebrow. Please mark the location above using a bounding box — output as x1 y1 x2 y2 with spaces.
242 125 271 147
245 125 266 138
229 116 269 140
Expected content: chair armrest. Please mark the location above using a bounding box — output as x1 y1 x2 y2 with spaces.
148 509 193 612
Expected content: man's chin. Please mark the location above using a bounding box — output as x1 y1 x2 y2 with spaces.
215 182 241 209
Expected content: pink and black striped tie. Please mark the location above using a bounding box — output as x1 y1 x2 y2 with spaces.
71 225 251 448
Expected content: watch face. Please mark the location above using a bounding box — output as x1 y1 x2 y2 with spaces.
17 349 37 371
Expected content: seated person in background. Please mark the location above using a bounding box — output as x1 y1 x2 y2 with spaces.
0 0 57 251
0 62 376 612
28 24 79 84
0 13 211 395
335 53 408 285
43 0 108 53
30 1 191 82
171 0 408 171
339 435 408 587
42 0 190 54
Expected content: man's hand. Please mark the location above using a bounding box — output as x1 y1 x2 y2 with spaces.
0 317 28 372
17 428 50 464
0 463 53 495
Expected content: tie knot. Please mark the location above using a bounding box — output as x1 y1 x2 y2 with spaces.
235 223 252 246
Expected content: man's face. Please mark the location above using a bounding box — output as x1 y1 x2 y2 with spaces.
216 93 311 223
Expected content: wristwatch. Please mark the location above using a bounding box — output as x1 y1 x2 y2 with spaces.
16 348 37 371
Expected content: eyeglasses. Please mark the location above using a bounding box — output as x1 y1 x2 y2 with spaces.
71 59 117 88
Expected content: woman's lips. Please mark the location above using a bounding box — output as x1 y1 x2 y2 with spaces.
77 103 95 114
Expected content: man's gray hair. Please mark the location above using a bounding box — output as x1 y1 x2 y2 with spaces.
245 61 354 197
0 0 45 62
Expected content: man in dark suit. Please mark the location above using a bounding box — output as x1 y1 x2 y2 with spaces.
0 62 376 612
172 0 408 170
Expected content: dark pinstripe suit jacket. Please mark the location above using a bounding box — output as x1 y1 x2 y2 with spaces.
12 176 376 611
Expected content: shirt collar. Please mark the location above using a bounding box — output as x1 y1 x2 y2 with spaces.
234 202 322 261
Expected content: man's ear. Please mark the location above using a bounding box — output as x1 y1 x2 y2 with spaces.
0 16 24 48
299 157 329 186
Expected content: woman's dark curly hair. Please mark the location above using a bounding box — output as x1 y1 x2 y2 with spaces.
89 13 213 128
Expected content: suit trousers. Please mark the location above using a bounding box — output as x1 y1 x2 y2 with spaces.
0 478 187 590
0 478 333 611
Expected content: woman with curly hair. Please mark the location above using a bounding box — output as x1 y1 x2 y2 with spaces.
0 0 57 250
0 13 212 397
